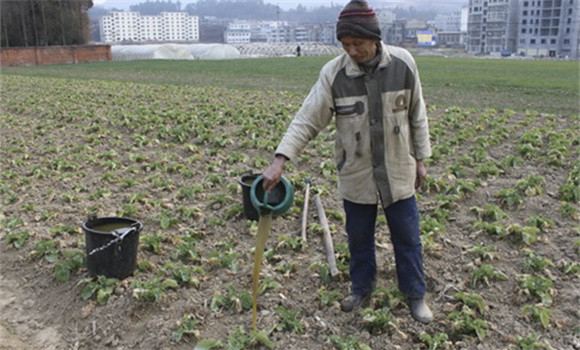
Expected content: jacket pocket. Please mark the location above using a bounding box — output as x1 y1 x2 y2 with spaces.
335 101 364 117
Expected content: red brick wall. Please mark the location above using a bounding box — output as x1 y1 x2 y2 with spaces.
0 45 111 67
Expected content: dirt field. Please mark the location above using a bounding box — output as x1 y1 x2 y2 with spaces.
1 74 579 349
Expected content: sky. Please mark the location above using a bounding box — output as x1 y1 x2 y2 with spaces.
94 0 468 11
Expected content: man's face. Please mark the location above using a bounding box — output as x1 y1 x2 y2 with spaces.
340 36 378 64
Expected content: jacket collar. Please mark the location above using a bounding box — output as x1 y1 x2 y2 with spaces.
344 41 392 77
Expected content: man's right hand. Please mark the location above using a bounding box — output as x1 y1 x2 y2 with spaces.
262 155 287 192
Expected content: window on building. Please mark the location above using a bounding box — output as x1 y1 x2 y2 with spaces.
530 38 536 44
524 1 529 6
563 39 570 44
541 38 546 44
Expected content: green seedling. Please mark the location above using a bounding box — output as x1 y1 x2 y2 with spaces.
54 250 85 281
559 260 580 276
158 209 178 229
168 262 204 288
361 307 398 335
334 242 351 272
420 332 451 350
193 338 224 350
80 275 119 305
470 264 508 288
372 286 405 310
259 277 281 294
516 143 541 158
317 286 342 307
470 204 506 221
276 234 305 252
172 313 200 343
172 238 201 263
208 241 241 272
522 305 553 329
4 230 29 248
329 335 371 350
495 189 524 208
275 306 304 334
526 215 555 232
178 206 203 220
516 175 546 196
476 161 501 178
499 155 524 169
515 332 553 350
449 179 481 197
50 224 78 237
518 274 555 306
177 185 203 200
141 232 164 254
274 261 298 277
469 146 488 162
559 202 579 220
507 224 540 245
310 262 332 283
423 175 450 193
446 163 467 178
523 249 554 273
472 221 508 237
207 217 226 227
226 327 275 350
449 307 488 341
210 285 252 313
224 204 243 219
466 243 498 262
453 292 487 315
30 239 60 262
132 277 177 302
118 203 137 217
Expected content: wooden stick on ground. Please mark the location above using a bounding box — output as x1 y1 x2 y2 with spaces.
314 194 339 277
300 179 311 242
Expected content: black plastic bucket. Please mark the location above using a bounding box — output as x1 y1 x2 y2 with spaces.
83 217 143 279
239 174 260 221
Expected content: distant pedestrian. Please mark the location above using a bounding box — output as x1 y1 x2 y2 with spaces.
261 0 433 323
296 45 301 57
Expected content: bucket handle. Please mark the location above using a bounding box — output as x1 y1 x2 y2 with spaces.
88 223 140 256
258 190 275 214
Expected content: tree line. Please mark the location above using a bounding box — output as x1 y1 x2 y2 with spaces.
1 0 94 48
117 0 436 23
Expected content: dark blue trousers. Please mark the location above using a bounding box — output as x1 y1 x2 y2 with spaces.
344 196 426 298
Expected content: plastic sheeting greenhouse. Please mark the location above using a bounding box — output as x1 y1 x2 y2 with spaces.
111 42 342 61
112 44 241 61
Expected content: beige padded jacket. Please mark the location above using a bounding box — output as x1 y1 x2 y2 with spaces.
275 42 431 208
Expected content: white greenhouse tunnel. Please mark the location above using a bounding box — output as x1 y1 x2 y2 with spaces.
111 42 342 61
112 43 241 61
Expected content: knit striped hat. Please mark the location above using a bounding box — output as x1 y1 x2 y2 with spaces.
336 0 381 41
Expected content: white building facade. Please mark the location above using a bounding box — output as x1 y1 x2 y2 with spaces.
100 11 199 43
517 0 580 57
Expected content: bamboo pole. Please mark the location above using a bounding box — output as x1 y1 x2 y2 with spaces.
300 179 311 242
314 194 339 277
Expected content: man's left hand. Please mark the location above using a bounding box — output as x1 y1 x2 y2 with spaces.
415 159 427 189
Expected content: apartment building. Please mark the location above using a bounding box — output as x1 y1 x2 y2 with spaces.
517 0 580 57
467 0 519 54
432 8 465 31
467 0 579 56
224 20 252 44
100 11 199 43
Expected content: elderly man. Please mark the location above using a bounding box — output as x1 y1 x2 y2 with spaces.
262 0 433 323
